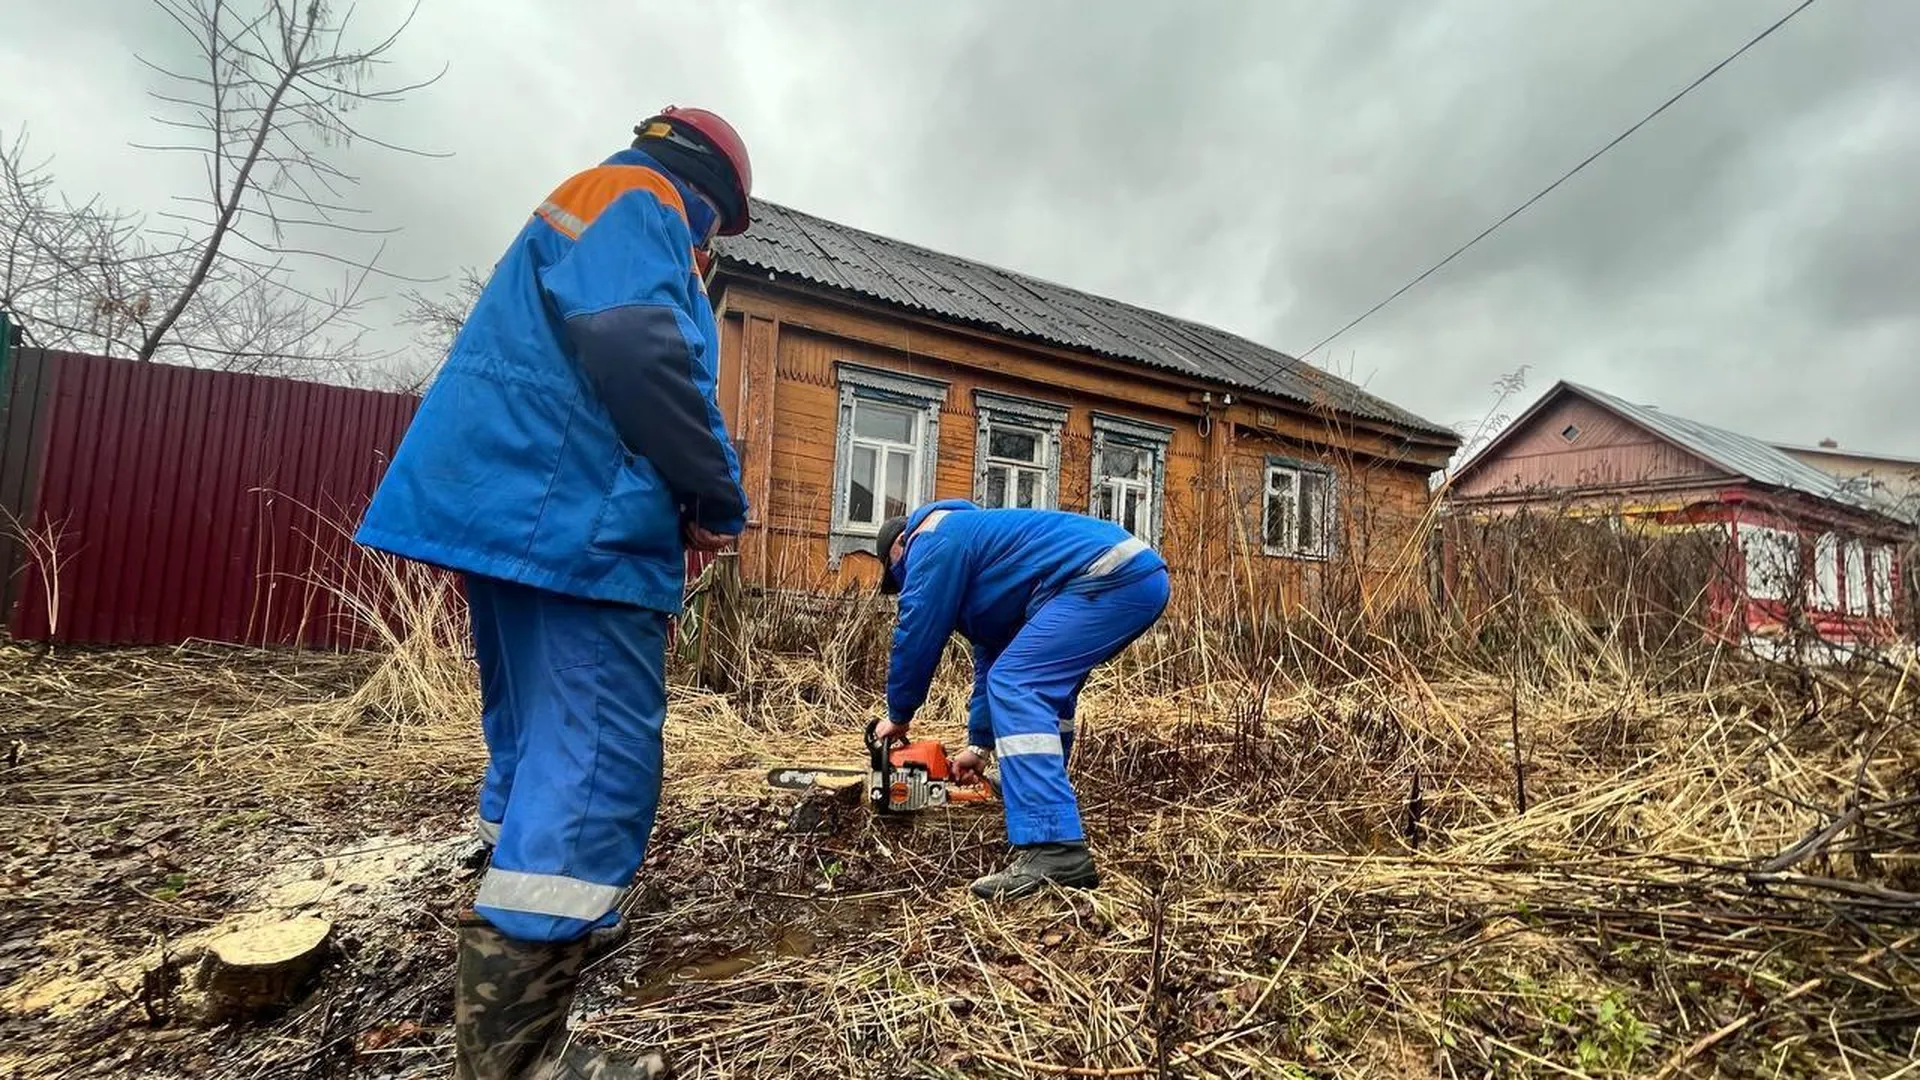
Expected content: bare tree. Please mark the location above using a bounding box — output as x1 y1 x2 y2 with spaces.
0 133 163 358
0 0 441 377
380 266 487 392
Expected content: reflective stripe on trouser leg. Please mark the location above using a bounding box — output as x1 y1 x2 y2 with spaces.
989 569 1171 846
467 574 517 837
475 583 669 942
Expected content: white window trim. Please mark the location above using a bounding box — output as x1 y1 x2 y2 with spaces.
973 390 1068 510
1813 533 1840 611
1869 545 1895 618
1844 539 1869 616
829 362 948 565
1739 523 1799 602
1261 455 1337 560
1089 412 1173 546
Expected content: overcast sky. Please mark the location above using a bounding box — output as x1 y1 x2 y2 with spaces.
4 0 1916 457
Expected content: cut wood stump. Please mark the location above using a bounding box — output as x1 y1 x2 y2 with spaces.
167 915 333 1024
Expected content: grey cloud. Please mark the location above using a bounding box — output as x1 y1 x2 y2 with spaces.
3 0 1916 456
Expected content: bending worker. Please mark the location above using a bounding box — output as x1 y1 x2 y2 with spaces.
355 106 753 1080
872 499 1170 900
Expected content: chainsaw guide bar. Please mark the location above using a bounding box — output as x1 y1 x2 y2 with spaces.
765 766 865 791
765 724 995 814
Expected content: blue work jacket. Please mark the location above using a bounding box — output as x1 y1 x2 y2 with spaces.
885 500 1167 733
356 148 744 613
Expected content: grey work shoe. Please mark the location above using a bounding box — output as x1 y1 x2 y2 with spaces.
969 842 1101 900
582 914 632 967
454 916 670 1080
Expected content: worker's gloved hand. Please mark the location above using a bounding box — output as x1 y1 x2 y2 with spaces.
684 522 737 552
872 718 910 745
951 747 989 787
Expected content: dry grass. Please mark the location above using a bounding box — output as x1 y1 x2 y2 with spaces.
3 534 1919 1078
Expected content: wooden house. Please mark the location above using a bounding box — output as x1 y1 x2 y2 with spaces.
705 202 1458 613
1448 381 1912 648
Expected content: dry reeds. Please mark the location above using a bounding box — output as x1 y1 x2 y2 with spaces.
3 506 1917 1079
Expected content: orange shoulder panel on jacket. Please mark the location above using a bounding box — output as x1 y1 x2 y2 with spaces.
535 165 687 239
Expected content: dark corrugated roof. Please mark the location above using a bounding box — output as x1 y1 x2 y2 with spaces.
716 200 1456 440
1567 383 1911 521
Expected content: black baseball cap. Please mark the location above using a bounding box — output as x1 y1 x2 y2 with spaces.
876 516 910 594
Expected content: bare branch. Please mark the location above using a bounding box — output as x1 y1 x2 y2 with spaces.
4 1 440 378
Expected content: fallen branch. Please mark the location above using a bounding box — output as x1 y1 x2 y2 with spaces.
1745 872 1920 907
1759 805 1862 873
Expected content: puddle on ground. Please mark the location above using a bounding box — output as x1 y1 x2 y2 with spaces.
622 896 897 1006
625 925 819 1005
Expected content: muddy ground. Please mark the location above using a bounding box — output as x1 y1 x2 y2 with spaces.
0 646 1007 1078
0 645 856 1076
4 642 1918 1079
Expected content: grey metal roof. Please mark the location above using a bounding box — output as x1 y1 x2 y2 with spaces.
716 200 1456 440
1772 442 1920 468
1567 383 1909 521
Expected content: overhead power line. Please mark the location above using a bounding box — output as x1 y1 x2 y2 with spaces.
1290 0 1821 365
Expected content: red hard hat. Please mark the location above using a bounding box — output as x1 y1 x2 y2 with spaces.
658 105 753 236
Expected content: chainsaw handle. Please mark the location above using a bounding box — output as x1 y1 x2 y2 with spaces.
864 718 911 750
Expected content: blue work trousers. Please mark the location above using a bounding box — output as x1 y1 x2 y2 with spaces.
465 574 669 943
989 568 1170 846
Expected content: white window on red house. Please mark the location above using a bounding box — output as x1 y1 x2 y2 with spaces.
1739 524 1799 602
1870 546 1895 617
1844 540 1869 616
1812 533 1841 610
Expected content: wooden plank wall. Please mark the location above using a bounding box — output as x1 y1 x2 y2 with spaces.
715 284 1440 617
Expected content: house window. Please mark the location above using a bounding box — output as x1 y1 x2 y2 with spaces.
1870 546 1895 617
1739 524 1798 602
1813 533 1840 610
830 362 948 564
1844 540 1868 616
1263 458 1335 559
973 391 1067 510
1560 424 1580 443
1090 413 1173 544
847 399 920 527
1097 446 1151 535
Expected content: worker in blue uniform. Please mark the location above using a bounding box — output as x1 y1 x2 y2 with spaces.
871 499 1170 900
354 106 753 1080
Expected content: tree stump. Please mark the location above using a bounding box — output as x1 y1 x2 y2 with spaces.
169 915 333 1024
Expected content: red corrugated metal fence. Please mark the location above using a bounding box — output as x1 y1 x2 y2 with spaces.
3 351 419 646
0 350 721 648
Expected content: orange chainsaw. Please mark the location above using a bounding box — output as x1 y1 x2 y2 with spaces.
765 721 996 814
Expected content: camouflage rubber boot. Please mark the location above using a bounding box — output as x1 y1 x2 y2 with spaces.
969 842 1101 901
454 916 670 1080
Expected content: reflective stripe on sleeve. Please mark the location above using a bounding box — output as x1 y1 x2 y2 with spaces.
536 200 589 238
